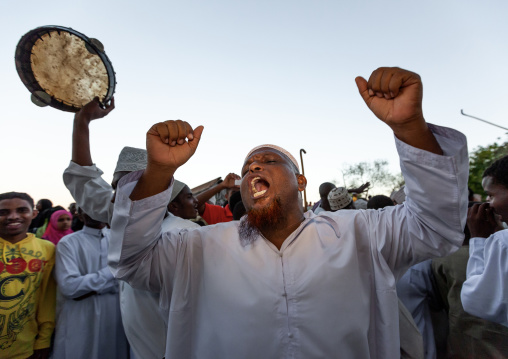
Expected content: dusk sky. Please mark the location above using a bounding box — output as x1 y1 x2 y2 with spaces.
1 0 507 206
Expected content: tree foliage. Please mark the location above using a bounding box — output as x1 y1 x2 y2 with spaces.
339 159 404 196
469 138 508 197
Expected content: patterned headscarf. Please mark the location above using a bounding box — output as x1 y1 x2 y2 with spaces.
42 210 73 245
244 144 300 172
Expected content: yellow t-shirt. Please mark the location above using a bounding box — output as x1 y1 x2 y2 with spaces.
0 233 56 359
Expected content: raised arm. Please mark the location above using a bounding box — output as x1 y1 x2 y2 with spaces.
63 98 116 223
130 120 203 200
355 67 442 155
108 120 203 293
72 97 115 166
352 67 468 277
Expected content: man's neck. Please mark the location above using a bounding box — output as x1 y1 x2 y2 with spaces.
260 214 305 250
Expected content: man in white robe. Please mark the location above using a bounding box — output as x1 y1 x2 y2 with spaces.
62 99 167 359
108 67 468 358
53 209 128 359
461 155 508 327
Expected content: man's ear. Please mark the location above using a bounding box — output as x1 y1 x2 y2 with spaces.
167 201 179 214
297 174 307 192
31 209 39 219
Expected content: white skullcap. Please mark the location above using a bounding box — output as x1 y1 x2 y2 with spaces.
328 187 353 210
245 144 300 172
170 179 187 203
114 146 147 174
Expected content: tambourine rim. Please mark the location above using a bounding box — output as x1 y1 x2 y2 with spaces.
15 25 116 113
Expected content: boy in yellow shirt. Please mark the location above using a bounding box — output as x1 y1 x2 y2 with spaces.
0 192 56 359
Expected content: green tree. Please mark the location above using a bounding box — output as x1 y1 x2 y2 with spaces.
339 159 404 196
469 138 508 197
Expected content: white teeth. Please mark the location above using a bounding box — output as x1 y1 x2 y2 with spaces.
251 177 260 192
253 190 266 198
251 177 266 197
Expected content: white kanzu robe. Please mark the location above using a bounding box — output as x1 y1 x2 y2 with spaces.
461 229 508 327
53 226 128 359
109 124 468 359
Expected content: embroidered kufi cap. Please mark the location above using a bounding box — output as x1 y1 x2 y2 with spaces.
245 144 300 172
328 187 353 210
114 146 147 174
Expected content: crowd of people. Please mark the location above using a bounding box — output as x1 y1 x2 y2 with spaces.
1 66 507 359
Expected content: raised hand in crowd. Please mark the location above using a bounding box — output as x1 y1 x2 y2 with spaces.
72 97 115 167
355 67 442 155
467 202 504 239
131 120 203 200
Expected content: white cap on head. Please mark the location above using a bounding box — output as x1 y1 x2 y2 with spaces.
328 187 353 210
170 180 187 203
244 144 300 172
114 146 147 174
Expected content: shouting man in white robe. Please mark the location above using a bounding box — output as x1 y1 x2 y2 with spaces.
108 67 469 359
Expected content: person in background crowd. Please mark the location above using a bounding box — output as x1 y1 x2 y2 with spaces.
53 208 128 359
313 182 336 214
164 179 201 232
195 173 241 225
397 260 441 359
461 155 508 327
314 182 370 214
68 202 84 232
0 192 56 359
367 195 395 210
432 201 508 358
328 186 356 211
34 205 65 239
42 209 73 246
354 197 368 209
108 66 468 358
29 199 52 232
227 191 244 218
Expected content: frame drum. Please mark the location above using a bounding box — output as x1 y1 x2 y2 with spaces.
15 26 116 112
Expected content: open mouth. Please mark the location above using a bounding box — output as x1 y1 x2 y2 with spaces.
251 177 270 198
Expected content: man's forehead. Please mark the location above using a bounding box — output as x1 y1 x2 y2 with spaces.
243 145 300 171
243 148 286 163
0 198 32 209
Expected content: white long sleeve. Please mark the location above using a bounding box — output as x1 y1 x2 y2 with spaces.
461 230 508 327
56 227 117 299
63 161 114 224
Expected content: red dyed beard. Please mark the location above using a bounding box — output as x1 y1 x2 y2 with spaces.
238 197 285 245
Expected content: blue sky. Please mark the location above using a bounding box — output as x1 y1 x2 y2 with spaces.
1 0 507 206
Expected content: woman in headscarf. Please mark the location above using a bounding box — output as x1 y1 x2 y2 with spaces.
42 209 73 245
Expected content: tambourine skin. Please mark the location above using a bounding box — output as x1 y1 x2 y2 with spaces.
15 25 116 113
